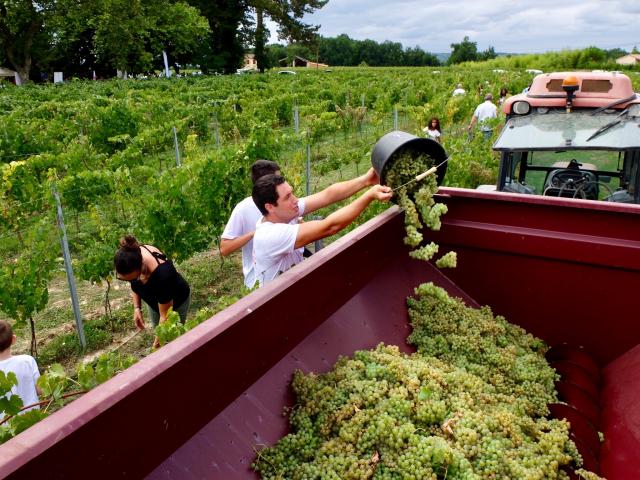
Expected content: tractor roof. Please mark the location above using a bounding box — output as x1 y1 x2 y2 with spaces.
504 71 639 114
494 103 640 151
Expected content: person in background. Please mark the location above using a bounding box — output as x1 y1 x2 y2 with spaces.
114 235 190 348
452 83 466 96
468 93 498 140
498 87 509 107
252 169 392 287
423 117 442 144
0 320 41 418
220 160 281 289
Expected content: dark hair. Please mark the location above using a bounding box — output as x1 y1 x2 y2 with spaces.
252 174 286 215
0 320 13 351
429 117 441 132
251 160 281 184
500 87 508 97
114 235 143 275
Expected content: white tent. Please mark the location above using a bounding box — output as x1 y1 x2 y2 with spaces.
0 67 18 85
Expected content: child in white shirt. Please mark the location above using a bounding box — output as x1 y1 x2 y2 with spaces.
0 320 41 418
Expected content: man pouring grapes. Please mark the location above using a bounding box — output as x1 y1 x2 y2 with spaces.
251 169 392 287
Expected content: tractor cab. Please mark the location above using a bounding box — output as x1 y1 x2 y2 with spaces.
491 72 640 203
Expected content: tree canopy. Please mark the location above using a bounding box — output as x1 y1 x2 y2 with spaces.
447 36 496 65
0 0 329 80
269 34 440 68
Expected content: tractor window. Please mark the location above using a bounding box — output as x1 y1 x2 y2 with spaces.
526 150 622 199
494 108 640 151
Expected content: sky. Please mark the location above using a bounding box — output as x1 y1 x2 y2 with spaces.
268 0 640 54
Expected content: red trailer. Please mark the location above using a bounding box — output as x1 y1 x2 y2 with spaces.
0 188 639 479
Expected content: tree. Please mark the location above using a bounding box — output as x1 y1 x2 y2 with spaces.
448 36 478 65
479 46 497 61
404 46 440 67
0 0 56 83
605 48 627 61
357 39 380 66
91 0 209 75
187 0 246 74
3 0 210 81
253 7 269 72
266 43 289 68
271 34 440 67
150 1 211 73
577 46 606 68
378 41 404 66
319 34 356 66
247 0 328 71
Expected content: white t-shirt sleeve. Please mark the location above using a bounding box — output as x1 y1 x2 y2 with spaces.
254 221 304 286
221 202 246 240
298 198 306 217
262 223 299 259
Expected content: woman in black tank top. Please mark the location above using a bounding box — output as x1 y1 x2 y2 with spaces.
114 235 190 347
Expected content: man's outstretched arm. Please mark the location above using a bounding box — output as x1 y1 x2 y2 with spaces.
294 185 392 249
303 168 380 215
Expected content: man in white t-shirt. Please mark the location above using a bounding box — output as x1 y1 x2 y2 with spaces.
252 169 392 286
452 83 466 96
220 160 281 288
0 321 40 419
468 93 498 140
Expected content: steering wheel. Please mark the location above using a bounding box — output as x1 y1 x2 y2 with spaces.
545 168 598 199
574 181 613 200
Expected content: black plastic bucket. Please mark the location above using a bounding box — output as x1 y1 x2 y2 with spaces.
371 131 448 186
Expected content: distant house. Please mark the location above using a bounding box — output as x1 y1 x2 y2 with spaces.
616 54 640 65
291 56 329 69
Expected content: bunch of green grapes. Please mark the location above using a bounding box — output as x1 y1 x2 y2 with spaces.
383 150 456 268
253 342 591 479
409 242 438 261
435 251 457 268
407 282 557 417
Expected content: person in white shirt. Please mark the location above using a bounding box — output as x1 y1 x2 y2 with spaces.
220 160 281 288
423 117 442 144
0 320 41 419
252 169 392 286
452 83 466 96
468 93 498 140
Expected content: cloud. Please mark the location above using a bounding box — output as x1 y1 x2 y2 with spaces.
287 0 639 53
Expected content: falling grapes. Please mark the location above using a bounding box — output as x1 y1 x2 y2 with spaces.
435 251 457 268
383 149 456 268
